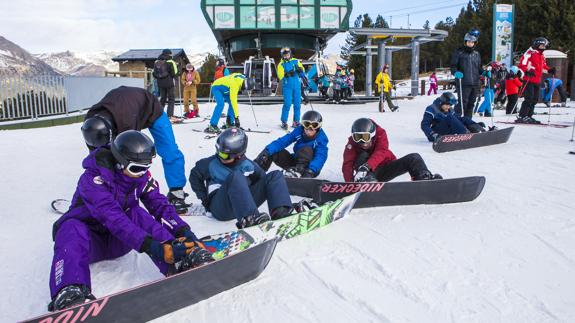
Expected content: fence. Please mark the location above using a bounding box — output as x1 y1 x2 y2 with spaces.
0 74 67 121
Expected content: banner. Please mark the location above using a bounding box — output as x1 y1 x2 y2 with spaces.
492 4 514 67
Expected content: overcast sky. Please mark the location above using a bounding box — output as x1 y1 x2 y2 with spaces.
0 0 468 55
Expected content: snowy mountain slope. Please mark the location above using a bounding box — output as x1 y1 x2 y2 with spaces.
35 50 119 76
1 95 574 322
0 36 59 76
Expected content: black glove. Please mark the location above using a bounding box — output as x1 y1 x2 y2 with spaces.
525 70 536 77
431 132 440 142
176 244 214 272
288 70 295 77
254 149 272 171
143 237 197 265
175 227 198 242
357 172 377 183
234 117 240 128
300 168 315 178
354 163 372 182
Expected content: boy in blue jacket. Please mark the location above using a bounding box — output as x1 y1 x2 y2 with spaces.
254 111 328 178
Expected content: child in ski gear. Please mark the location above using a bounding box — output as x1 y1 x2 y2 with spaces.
254 110 328 178
428 72 438 95
277 47 307 129
181 63 201 118
189 128 294 227
374 64 399 112
343 118 442 183
49 131 212 311
517 37 550 124
542 67 568 107
477 63 497 117
153 49 178 121
206 73 246 134
82 86 190 213
421 92 486 142
450 29 483 118
505 66 524 114
214 58 230 80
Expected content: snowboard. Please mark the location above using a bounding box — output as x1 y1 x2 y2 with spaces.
286 177 485 208
433 127 514 153
497 121 571 128
22 238 277 323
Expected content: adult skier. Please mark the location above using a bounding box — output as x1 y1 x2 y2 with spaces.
181 63 201 119
81 86 189 213
214 58 230 80
343 118 442 183
517 37 550 124
189 128 295 227
450 29 483 118
254 110 328 178
48 131 213 311
153 49 178 122
277 47 307 129
205 73 246 134
374 64 399 112
421 92 486 142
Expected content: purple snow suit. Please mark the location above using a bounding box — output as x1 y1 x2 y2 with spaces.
49 148 190 298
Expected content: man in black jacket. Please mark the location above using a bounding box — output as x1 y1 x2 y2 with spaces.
450 29 483 118
153 49 178 121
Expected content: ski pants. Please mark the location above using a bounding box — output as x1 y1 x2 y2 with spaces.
355 152 430 182
159 86 175 117
427 83 438 95
506 94 519 114
208 170 292 221
49 207 174 298
271 146 314 173
477 88 494 115
210 87 236 127
431 114 469 137
456 84 479 118
382 91 398 110
281 83 302 123
519 83 540 118
182 86 199 113
149 112 186 190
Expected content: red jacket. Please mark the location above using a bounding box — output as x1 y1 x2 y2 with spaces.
518 48 549 84
505 77 523 95
342 123 397 182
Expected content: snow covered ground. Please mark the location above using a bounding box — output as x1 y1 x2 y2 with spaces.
1 94 575 322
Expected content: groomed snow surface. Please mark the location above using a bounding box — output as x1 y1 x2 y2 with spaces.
2 94 575 322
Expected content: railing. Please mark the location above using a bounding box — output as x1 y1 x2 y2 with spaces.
0 74 67 121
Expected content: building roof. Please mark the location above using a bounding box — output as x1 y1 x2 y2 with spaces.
112 49 188 62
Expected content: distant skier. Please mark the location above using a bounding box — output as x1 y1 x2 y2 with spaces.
450 29 483 118
48 131 213 312
81 86 189 212
374 64 399 112
477 63 497 117
343 118 442 183
214 58 230 80
505 66 524 114
428 72 438 95
254 110 328 178
189 128 296 227
278 47 307 129
421 92 486 142
516 37 550 124
542 67 568 107
153 49 179 122
205 73 246 134
181 63 201 119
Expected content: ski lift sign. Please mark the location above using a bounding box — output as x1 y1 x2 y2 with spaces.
492 4 514 67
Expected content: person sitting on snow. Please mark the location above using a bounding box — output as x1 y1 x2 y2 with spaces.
254 110 328 178
343 118 442 183
48 131 213 312
189 128 296 227
421 92 486 142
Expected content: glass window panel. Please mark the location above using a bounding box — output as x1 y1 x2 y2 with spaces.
320 6 339 28
300 6 315 28
281 0 298 4
257 6 275 28
214 6 235 28
280 6 299 28
300 0 315 4
206 0 234 4
257 0 275 4
240 6 256 28
320 0 346 4
240 0 256 3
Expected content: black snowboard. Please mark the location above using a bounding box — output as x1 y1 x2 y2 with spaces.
286 176 486 208
433 127 514 153
22 239 277 323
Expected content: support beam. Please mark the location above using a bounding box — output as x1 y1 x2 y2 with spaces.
366 38 373 96
377 42 386 74
410 39 420 96
385 48 393 79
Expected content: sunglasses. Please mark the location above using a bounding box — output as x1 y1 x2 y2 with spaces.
302 120 321 130
218 151 243 161
352 132 373 144
126 161 152 176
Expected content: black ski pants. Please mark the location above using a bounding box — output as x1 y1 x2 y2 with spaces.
456 84 479 118
519 83 540 118
272 146 314 171
506 94 519 114
355 152 429 182
159 86 175 117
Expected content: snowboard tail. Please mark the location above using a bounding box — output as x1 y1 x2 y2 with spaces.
433 127 514 153
22 239 277 323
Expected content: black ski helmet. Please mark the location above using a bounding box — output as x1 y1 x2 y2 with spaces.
439 92 458 106
464 32 478 44
162 48 172 55
216 58 225 67
532 37 549 50
301 110 323 129
81 115 114 149
351 118 376 135
215 128 248 160
111 130 156 169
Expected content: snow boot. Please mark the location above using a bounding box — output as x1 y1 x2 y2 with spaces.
526 117 541 124
204 124 221 134
236 212 271 229
167 189 191 214
48 285 96 312
390 105 399 112
413 171 443 181
271 206 294 220
281 122 288 130
292 121 301 128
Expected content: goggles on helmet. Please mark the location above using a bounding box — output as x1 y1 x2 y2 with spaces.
302 120 321 130
125 161 152 177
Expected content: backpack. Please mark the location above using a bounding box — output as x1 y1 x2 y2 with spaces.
153 60 170 79
214 66 225 80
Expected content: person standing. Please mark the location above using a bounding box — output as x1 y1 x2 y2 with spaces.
277 47 306 129
374 64 399 112
181 63 201 119
153 49 178 122
516 37 550 124
428 72 438 95
505 66 524 114
450 29 483 118
214 58 230 80
205 73 246 133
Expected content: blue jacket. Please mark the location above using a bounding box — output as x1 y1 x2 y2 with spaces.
278 58 305 89
421 98 477 141
265 126 329 175
189 155 265 208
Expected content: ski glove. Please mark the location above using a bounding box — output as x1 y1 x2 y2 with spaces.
177 246 214 272
143 237 201 264
354 163 372 182
431 132 440 142
357 172 377 183
300 168 315 178
287 70 296 77
254 149 272 171
454 71 464 79
175 227 199 243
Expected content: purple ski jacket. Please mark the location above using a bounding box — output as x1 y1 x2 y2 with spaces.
52 147 190 251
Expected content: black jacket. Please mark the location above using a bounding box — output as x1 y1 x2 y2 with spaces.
86 86 164 133
450 47 483 87
154 53 178 88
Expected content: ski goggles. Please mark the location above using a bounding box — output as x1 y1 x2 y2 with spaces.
352 132 374 144
125 161 152 176
217 151 244 161
302 120 321 130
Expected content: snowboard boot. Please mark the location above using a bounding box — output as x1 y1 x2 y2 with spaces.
292 121 301 128
204 124 221 134
292 198 318 213
167 189 191 214
413 170 443 181
281 122 288 130
544 102 551 107
236 212 271 229
283 167 302 178
176 246 214 273
271 206 294 220
48 285 95 312
526 116 541 124
515 116 530 124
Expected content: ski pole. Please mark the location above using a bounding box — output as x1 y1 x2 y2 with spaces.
458 78 464 116
247 90 259 127
570 116 575 142
508 81 528 121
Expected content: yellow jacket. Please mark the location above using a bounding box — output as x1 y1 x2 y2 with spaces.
181 71 201 88
375 72 392 92
211 73 246 118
